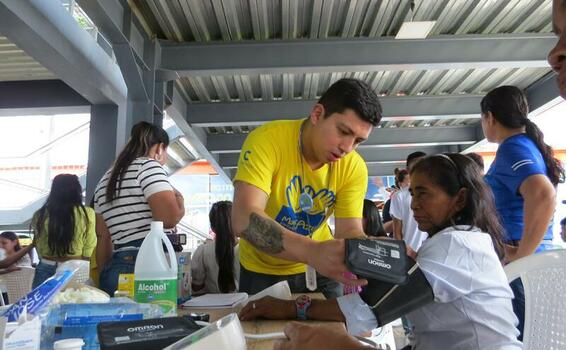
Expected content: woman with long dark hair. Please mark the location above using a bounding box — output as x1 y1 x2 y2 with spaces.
239 154 521 350
480 85 565 339
191 201 239 294
361 199 386 238
481 86 563 259
94 121 185 295
31 174 96 287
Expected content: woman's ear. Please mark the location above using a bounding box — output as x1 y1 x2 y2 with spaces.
454 187 468 213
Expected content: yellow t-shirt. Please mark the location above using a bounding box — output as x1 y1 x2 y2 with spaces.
35 206 97 258
234 119 368 275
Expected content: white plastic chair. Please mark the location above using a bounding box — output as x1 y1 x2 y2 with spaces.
56 260 90 285
504 249 566 350
1 266 35 303
368 323 396 350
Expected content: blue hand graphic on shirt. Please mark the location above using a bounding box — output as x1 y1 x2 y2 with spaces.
276 176 336 236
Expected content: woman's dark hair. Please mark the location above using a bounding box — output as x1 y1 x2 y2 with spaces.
0 231 21 252
393 168 401 188
395 169 409 186
362 199 387 237
481 86 564 185
106 122 169 201
210 201 236 293
410 154 506 260
32 174 88 257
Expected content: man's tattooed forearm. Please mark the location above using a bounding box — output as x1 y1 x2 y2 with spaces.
241 212 285 254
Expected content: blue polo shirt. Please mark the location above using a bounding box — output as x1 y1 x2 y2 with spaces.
485 134 553 247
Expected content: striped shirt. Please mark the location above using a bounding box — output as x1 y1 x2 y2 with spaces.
94 157 173 248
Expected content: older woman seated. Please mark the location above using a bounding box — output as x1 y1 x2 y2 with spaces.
240 154 521 350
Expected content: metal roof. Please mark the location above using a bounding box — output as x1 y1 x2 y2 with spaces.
131 0 552 41
125 0 555 176
0 0 556 178
177 68 550 103
0 36 54 81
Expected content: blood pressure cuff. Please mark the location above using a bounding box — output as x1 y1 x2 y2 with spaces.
359 258 434 327
98 316 202 350
345 238 408 284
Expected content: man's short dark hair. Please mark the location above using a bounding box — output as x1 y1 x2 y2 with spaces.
317 78 382 126
406 151 427 169
561 217 566 226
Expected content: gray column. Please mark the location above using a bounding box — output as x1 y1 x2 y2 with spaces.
86 104 119 203
125 99 152 135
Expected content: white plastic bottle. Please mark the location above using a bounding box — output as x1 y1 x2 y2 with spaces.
134 221 178 316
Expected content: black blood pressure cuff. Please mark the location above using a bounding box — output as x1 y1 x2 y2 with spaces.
359 258 434 327
345 238 408 284
98 317 202 350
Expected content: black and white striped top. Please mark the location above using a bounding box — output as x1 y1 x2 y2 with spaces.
94 157 173 249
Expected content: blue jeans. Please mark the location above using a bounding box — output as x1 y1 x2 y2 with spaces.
99 250 138 296
510 278 525 341
32 262 57 289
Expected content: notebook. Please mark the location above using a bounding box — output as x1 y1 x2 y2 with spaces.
182 293 248 309
182 281 292 309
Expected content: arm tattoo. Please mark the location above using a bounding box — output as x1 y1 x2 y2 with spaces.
241 212 285 254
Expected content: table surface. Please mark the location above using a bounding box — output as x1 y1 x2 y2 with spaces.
178 293 345 350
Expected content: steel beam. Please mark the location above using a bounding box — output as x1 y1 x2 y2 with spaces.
0 80 89 109
526 71 562 115
159 34 554 78
166 86 231 183
186 95 482 127
366 163 408 177
0 0 126 104
208 125 479 154
464 71 562 154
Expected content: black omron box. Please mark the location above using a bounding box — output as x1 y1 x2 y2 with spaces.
97 316 201 350
345 238 408 285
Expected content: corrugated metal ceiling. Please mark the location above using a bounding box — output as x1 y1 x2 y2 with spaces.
0 36 54 82
130 0 554 135
131 0 552 42
177 67 550 103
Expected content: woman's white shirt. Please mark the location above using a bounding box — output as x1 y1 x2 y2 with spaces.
337 226 522 349
190 240 239 294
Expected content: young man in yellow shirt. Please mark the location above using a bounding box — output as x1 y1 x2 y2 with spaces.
231 79 382 298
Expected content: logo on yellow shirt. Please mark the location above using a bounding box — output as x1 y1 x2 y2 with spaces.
274 176 335 236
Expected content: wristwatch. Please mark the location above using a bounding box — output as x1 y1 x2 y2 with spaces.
295 294 312 320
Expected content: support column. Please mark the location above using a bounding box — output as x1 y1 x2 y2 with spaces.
86 104 119 203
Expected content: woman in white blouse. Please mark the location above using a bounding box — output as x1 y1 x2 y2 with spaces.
191 201 239 294
240 154 521 350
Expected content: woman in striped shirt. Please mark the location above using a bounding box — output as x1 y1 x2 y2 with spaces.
94 122 185 296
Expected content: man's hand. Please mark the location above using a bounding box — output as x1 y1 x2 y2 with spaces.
273 322 371 350
239 296 296 321
307 240 367 287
